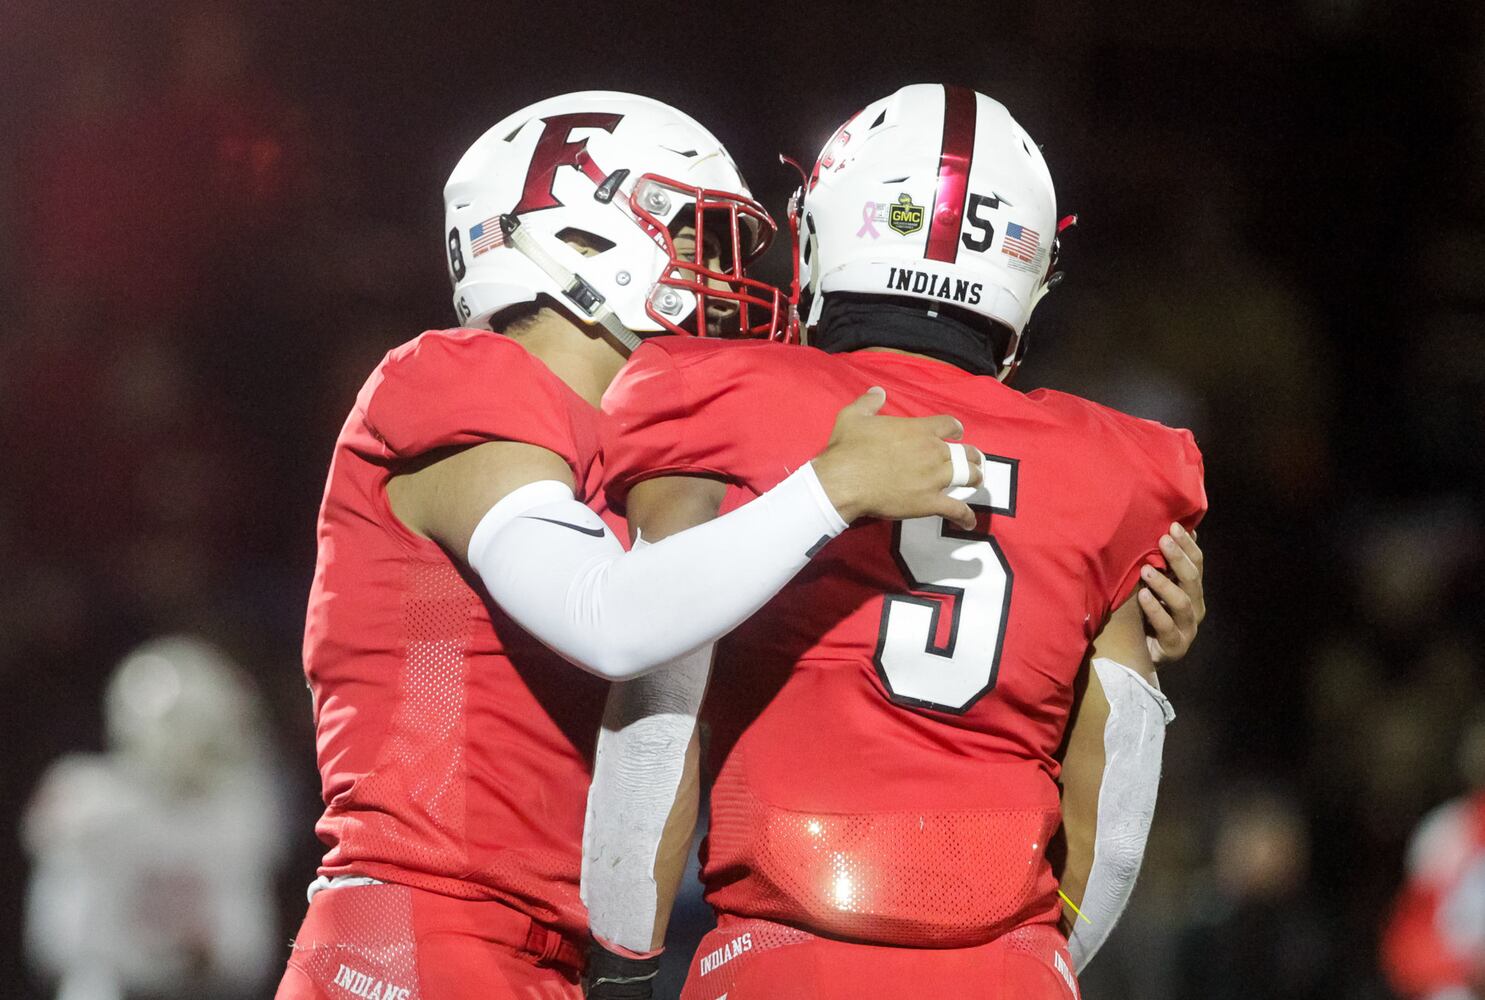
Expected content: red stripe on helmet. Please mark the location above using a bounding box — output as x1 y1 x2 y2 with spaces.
924 85 977 264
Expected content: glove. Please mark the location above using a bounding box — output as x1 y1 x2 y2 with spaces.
584 940 661 1000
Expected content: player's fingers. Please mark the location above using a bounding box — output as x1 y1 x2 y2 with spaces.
1138 586 1178 643
1171 522 1203 569
1143 563 1193 619
944 442 978 489
1162 529 1206 624
919 414 965 441
935 496 978 532
1141 566 1193 627
843 386 887 419
963 445 985 487
1159 534 1201 585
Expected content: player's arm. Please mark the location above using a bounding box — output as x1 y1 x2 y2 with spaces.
1055 591 1175 971
1057 527 1203 908
389 388 984 681
581 475 727 999
1055 421 1208 966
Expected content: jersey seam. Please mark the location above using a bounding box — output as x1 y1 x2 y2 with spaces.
361 341 589 552
357 365 438 559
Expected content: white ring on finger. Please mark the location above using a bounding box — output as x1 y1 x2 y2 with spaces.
946 442 972 488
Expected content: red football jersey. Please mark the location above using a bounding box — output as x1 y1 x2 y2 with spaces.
1381 791 1485 997
304 328 612 941
603 336 1207 948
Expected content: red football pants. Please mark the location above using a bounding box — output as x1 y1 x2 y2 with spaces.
275 882 582 1000
680 917 1080 1000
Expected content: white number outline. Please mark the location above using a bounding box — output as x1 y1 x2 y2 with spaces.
871 454 1018 715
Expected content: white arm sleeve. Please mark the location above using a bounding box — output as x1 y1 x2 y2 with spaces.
465 463 847 680
581 594 711 954
1067 657 1176 972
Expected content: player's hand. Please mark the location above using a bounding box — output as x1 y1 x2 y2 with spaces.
583 941 659 1000
1138 524 1205 665
812 387 983 531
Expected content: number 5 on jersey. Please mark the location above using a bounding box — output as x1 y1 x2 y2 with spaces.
873 454 1017 714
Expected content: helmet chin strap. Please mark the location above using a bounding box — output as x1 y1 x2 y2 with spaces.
499 214 644 353
997 328 1027 383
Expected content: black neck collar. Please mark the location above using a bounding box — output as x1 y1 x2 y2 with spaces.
810 294 1008 377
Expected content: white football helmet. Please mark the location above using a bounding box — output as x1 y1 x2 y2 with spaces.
104 634 266 785
445 91 784 346
797 84 1067 379
27 635 286 1000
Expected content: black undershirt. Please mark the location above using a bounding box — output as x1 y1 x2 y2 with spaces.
810 294 1010 377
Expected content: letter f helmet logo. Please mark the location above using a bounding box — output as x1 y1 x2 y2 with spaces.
513 113 623 214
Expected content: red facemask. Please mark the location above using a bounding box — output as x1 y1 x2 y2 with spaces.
627 174 786 339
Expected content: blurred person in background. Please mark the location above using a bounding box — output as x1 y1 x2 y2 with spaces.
1382 711 1485 1000
1172 787 1336 1000
22 636 287 1000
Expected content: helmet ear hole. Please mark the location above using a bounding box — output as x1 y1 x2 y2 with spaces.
553 228 615 256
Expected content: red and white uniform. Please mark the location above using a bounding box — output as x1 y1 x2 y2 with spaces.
279 329 612 999
1382 791 1485 999
603 337 1205 997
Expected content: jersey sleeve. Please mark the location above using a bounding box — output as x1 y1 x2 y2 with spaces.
362 330 589 480
1101 421 1208 611
601 340 754 509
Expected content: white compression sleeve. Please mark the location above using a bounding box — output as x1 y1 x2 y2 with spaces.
465 463 847 680
581 574 712 954
1067 657 1176 972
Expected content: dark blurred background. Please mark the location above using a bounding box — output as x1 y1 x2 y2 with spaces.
3 1 1484 998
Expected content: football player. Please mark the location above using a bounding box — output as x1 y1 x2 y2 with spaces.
25 637 286 1000
276 91 984 1000
1381 713 1485 999
584 84 1207 999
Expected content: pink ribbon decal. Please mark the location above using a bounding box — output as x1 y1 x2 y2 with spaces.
856 201 880 239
